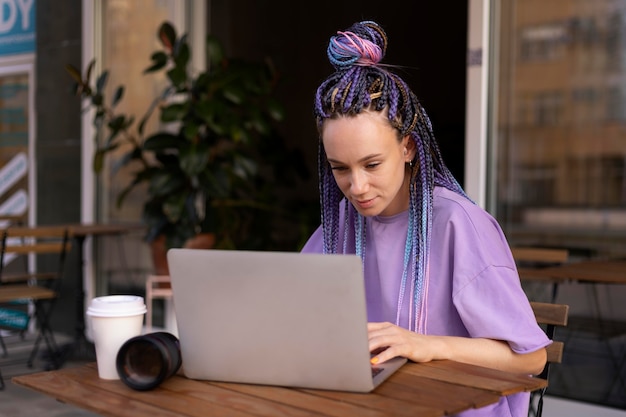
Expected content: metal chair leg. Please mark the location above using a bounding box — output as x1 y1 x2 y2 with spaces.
27 300 62 370
0 334 7 357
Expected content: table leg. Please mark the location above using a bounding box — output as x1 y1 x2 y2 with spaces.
56 235 95 363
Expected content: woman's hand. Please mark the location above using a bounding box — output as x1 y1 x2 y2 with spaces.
367 322 547 375
368 322 439 365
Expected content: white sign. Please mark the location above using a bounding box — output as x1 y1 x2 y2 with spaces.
0 151 27 197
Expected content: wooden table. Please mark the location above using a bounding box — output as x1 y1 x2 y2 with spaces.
522 259 626 286
13 361 546 417
520 258 626 404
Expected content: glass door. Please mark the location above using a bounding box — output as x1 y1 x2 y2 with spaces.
490 0 626 408
492 0 626 259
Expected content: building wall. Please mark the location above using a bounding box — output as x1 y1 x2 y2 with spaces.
36 0 82 334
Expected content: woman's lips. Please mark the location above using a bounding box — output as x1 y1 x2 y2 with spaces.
355 197 376 209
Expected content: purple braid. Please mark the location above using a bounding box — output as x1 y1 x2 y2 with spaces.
314 21 470 332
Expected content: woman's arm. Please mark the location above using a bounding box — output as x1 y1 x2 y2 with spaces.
368 322 547 375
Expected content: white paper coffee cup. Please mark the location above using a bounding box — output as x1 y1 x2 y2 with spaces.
87 295 147 380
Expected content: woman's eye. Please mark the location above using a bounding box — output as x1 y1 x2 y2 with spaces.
330 165 347 171
366 163 380 169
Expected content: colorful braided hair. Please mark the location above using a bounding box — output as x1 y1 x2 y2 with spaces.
314 21 470 331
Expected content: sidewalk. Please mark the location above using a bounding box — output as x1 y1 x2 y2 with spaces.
0 331 98 417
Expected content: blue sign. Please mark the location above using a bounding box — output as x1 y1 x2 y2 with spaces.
0 0 36 56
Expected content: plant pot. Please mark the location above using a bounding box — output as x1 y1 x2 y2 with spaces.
150 233 216 276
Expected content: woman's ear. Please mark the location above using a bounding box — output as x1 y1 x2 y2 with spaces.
402 135 417 162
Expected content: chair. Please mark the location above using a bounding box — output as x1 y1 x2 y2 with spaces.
145 274 173 330
512 247 569 302
0 226 71 372
529 301 569 417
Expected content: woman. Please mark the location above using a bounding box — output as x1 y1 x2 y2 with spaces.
301 21 550 417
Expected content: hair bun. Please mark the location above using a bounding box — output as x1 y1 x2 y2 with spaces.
327 21 388 70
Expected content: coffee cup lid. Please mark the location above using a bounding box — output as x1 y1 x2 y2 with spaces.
86 295 147 317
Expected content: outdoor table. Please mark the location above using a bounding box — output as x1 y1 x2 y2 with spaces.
519 258 626 404
13 360 547 417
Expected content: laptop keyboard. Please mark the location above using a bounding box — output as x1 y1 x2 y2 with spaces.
371 366 383 378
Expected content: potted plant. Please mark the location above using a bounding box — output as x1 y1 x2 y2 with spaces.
66 21 307 273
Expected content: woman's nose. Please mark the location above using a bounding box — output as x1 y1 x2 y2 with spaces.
350 170 369 194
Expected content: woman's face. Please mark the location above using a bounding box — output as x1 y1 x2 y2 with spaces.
322 111 415 217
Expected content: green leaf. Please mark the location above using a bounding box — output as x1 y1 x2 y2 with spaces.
95 71 109 93
233 155 257 179
149 170 185 198
145 51 168 73
144 132 180 151
107 115 127 131
65 64 83 84
173 35 190 68
230 125 252 144
180 142 209 176
85 59 96 83
266 97 285 121
249 112 270 135
158 22 177 51
93 149 106 173
183 122 200 140
163 193 186 223
222 85 244 104
166 65 187 88
160 102 187 122
91 93 103 107
206 35 224 69
112 86 124 107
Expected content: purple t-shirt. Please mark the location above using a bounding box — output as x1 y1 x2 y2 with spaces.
302 186 550 417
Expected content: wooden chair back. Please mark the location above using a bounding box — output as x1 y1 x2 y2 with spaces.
0 226 71 371
529 301 569 417
0 226 72 286
0 214 26 227
531 301 569 365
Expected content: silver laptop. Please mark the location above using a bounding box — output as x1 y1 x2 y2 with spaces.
167 249 407 392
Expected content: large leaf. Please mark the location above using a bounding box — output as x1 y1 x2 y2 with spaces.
149 170 186 198
160 102 187 122
161 191 188 222
179 142 209 176
167 65 188 89
173 36 190 69
206 35 224 69
144 51 168 73
158 22 177 51
144 132 181 151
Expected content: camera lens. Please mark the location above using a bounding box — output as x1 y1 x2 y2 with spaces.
116 332 182 391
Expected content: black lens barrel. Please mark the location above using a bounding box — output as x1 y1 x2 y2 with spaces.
116 332 182 391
